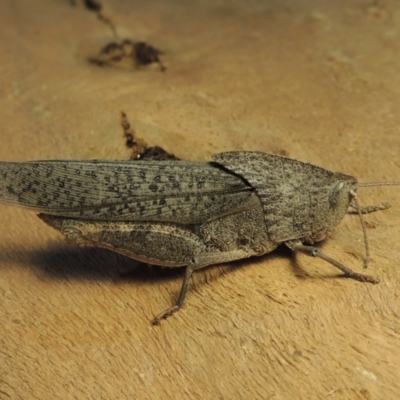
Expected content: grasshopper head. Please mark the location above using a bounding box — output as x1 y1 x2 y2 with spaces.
309 173 358 243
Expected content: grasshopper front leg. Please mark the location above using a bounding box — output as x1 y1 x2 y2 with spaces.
285 240 379 284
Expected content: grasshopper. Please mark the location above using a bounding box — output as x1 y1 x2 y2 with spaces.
0 152 398 324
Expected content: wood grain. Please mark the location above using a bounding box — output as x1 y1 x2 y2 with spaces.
1 0 400 399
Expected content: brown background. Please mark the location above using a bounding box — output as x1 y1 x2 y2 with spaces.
1 0 400 399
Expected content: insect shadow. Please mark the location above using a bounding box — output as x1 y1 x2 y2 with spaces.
1 240 345 287
1 241 266 285
21 243 183 283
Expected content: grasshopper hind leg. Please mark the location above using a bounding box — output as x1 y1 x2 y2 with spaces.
40 215 259 324
151 248 262 325
39 198 274 325
152 264 194 325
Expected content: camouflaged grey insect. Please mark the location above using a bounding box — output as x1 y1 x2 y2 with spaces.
0 152 397 324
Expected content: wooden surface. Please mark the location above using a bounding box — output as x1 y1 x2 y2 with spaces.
1 1 400 399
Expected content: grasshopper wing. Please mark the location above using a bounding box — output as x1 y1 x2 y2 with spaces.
0 160 253 224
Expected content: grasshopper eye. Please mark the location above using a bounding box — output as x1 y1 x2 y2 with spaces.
329 181 345 207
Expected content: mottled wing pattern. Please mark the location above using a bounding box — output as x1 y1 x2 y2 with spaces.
0 160 253 224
